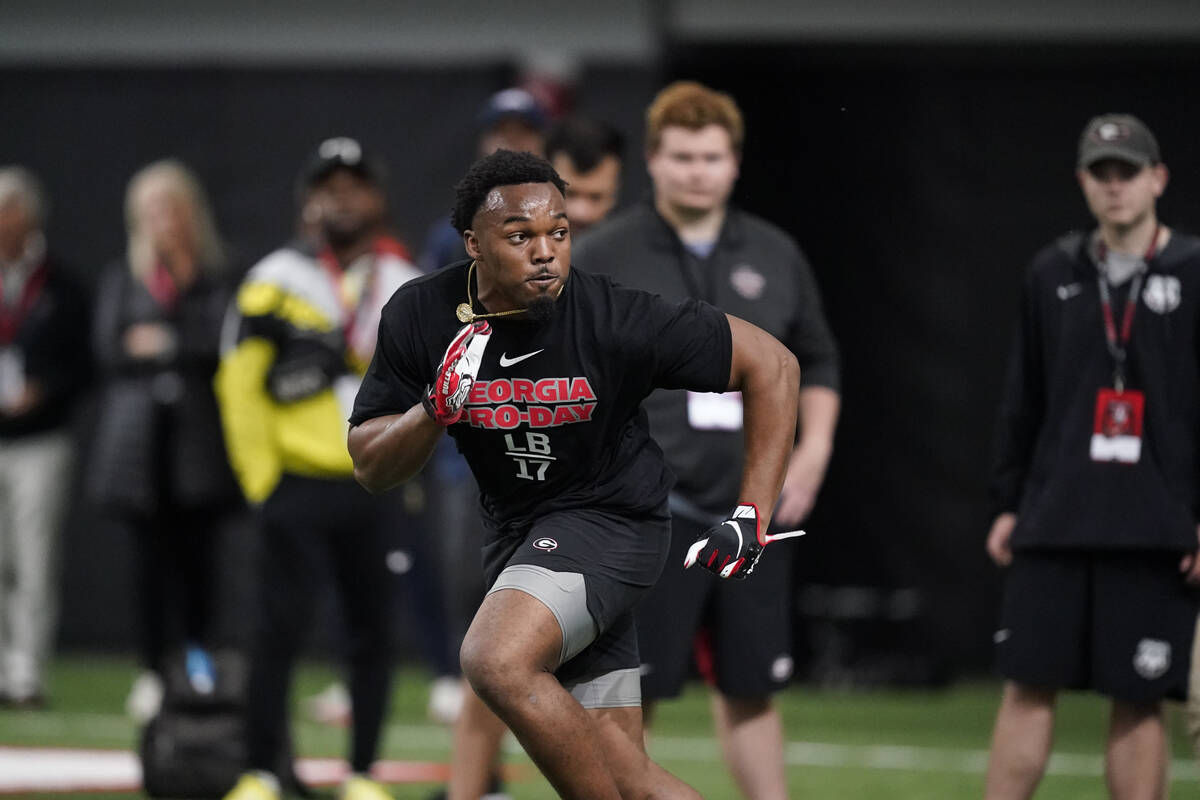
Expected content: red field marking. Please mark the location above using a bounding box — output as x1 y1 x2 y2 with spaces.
0 746 449 794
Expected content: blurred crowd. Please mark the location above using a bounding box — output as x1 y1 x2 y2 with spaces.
3 73 1200 800
0 84 635 800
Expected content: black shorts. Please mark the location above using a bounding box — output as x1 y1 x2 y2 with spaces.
482 504 671 687
635 513 796 700
997 550 1199 703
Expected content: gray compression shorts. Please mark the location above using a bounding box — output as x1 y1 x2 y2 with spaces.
488 563 643 708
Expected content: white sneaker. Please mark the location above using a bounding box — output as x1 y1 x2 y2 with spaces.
426 676 464 725
126 670 163 723
304 680 352 726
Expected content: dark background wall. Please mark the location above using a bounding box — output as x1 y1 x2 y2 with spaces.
0 65 659 285
666 42 1200 671
5 34 1200 675
0 62 662 651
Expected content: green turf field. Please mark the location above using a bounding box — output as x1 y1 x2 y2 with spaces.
1 653 1195 798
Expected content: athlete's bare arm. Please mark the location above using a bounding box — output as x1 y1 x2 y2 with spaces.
348 405 443 494
726 313 800 530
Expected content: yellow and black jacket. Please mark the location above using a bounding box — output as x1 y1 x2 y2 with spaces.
215 238 420 503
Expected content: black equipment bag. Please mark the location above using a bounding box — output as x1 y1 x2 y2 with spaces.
139 709 245 799
139 649 247 799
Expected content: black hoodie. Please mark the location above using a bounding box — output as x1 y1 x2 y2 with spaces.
992 229 1200 551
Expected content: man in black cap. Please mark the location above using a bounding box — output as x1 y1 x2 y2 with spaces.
431 114 627 800
413 88 551 799
984 113 1200 799
217 137 422 800
419 88 548 273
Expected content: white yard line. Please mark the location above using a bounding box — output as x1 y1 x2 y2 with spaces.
2 715 1197 791
648 736 1200 781
0 746 141 794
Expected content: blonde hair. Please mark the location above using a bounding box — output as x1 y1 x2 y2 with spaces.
645 81 744 154
124 159 227 281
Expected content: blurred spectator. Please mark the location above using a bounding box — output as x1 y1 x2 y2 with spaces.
296 173 458 732
413 86 550 760
418 88 548 273
86 160 240 722
434 115 626 800
0 167 90 708
985 114 1200 799
576 81 841 800
215 137 421 800
475 87 548 160
545 116 624 234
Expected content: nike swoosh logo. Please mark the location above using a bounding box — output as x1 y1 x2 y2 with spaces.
499 349 544 367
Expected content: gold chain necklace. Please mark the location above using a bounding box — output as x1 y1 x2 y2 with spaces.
455 260 564 323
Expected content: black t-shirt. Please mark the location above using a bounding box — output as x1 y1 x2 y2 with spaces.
351 261 733 529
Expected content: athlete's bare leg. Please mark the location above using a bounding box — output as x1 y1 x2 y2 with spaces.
1105 700 1166 800
984 682 1056 800
589 704 703 799
642 697 659 751
711 693 787 800
447 686 507 800
460 588 699 799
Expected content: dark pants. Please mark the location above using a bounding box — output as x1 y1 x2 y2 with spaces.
636 511 797 700
245 475 398 774
123 503 221 674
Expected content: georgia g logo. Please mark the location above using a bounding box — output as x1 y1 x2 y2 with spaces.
1133 638 1171 680
533 537 559 551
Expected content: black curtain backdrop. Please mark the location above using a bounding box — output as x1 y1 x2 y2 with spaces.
0 64 657 287
1 67 484 278
0 63 659 651
6 51 1200 673
666 43 1200 671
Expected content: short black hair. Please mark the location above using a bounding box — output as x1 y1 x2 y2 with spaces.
451 149 567 234
545 117 625 174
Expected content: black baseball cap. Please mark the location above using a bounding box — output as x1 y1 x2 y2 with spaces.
299 136 388 190
476 88 548 133
1077 114 1161 169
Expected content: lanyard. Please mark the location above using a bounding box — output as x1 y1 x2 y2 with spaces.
318 245 380 349
0 263 48 346
1095 226 1158 392
146 262 181 310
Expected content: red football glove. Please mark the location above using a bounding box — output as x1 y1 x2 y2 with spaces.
683 503 806 580
423 320 492 426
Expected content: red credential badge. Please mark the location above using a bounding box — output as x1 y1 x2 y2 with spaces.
1090 388 1144 464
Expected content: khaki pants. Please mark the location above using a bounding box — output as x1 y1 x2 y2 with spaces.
1189 613 1200 757
0 429 73 699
